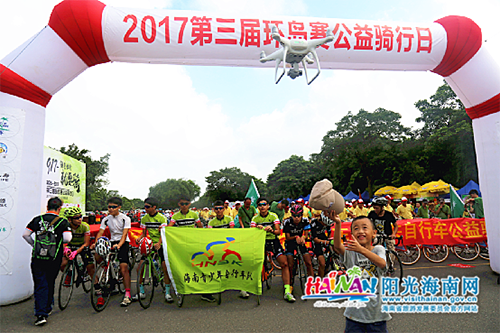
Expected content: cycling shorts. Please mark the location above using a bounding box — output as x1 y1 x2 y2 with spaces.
284 241 308 256
313 243 327 257
111 241 130 265
265 238 284 259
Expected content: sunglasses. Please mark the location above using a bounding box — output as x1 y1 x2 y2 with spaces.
180 202 190 206
214 206 224 210
108 205 118 209
144 205 152 209
258 202 268 207
292 214 302 218
71 215 83 220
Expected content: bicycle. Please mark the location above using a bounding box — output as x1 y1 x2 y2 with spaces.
375 234 403 280
452 243 480 261
90 248 125 312
324 239 347 275
58 249 92 310
289 247 308 299
262 251 277 291
395 243 422 265
477 241 489 260
422 244 449 263
136 249 165 309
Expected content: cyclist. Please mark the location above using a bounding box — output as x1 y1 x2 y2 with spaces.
310 211 335 278
251 197 294 303
134 197 173 303
368 197 398 253
208 200 235 229
91 197 132 307
208 200 250 299
60 206 95 284
283 205 314 285
167 195 215 303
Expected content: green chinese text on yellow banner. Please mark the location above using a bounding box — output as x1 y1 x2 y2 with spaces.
161 228 265 295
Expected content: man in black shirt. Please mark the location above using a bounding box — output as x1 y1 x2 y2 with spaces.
283 205 314 281
367 197 398 252
22 197 72 326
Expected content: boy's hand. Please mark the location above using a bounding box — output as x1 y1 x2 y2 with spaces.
344 237 364 253
154 242 161 250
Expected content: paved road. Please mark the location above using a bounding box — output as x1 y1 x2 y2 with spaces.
2 254 499 332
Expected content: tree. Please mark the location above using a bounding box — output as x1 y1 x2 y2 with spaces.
317 108 412 195
205 167 266 202
267 155 320 199
148 178 200 209
59 144 110 211
414 82 478 186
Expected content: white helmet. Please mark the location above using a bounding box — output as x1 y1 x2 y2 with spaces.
321 211 335 226
95 237 111 257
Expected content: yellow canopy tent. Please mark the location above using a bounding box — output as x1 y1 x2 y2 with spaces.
374 186 398 196
418 180 452 194
393 184 421 199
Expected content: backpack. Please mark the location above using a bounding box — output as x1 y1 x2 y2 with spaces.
33 216 62 260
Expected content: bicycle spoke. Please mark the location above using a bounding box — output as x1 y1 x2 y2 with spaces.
58 263 74 311
138 260 154 309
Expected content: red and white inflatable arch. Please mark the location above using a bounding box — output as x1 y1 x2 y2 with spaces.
0 0 498 304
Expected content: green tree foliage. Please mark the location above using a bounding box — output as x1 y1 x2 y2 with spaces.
414 82 477 186
267 155 320 199
148 178 200 209
59 144 110 211
205 167 266 202
316 108 412 195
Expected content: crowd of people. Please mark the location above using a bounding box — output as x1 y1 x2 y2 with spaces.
22 187 485 330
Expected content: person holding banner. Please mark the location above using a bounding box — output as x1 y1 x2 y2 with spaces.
134 197 173 303
167 196 215 303
251 198 294 303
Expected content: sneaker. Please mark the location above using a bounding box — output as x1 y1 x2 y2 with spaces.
200 294 216 303
97 297 105 307
165 293 174 303
239 290 249 299
120 296 132 307
132 293 146 301
34 316 47 326
284 292 296 303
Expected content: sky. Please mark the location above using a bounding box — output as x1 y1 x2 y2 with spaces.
1 0 499 200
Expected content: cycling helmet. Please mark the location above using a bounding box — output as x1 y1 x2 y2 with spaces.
139 237 153 256
320 211 335 226
371 196 388 207
64 206 83 218
95 237 111 257
290 205 304 216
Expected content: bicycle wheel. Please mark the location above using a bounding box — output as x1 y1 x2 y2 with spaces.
128 247 138 270
91 262 111 312
58 262 74 311
398 245 421 265
271 254 281 270
263 255 273 290
423 245 449 263
297 254 307 298
453 243 480 261
385 250 403 281
478 243 489 260
138 260 155 309
217 292 222 305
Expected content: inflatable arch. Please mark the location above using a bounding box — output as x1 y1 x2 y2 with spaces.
0 0 499 304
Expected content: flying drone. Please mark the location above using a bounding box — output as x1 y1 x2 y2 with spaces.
259 25 334 85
